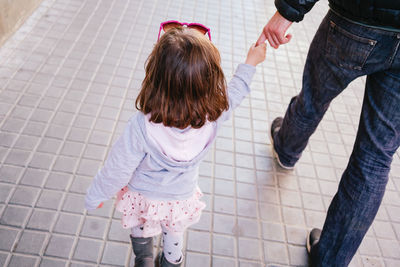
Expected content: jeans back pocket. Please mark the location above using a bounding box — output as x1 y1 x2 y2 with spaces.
325 21 376 70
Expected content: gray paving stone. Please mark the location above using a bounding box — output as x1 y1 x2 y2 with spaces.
288 245 308 266
359 237 381 256
44 172 72 190
83 144 107 160
5 149 31 166
81 216 108 239
187 230 210 253
212 256 236 267
214 179 235 197
45 234 75 258
387 206 400 222
285 226 307 246
385 258 400 267
212 234 235 257
54 213 82 235
39 258 67 267
237 217 260 238
14 230 47 255
258 187 279 204
185 252 210 267
28 152 55 170
88 131 111 146
282 207 305 226
188 212 211 232
69 176 92 194
26 209 56 231
20 168 48 187
62 193 85 214
76 159 102 177
14 135 40 151
238 238 261 260
45 125 69 140
107 219 130 243
279 190 302 208
0 132 18 147
259 203 282 223
52 156 79 173
377 239 400 258
373 220 396 239
0 147 8 163
2 118 25 133
264 241 289 265
0 183 13 203
69 262 97 267
9 186 41 207
0 227 19 250
37 138 63 154
213 213 235 235
214 196 235 215
8 254 38 267
101 242 130 266
0 205 30 227
73 238 102 262
237 183 257 200
237 199 258 218
0 252 8 266
67 127 90 142
36 190 63 210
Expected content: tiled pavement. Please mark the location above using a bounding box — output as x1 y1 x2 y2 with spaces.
0 0 400 266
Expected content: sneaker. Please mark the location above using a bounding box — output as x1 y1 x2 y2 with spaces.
269 117 294 170
306 228 321 255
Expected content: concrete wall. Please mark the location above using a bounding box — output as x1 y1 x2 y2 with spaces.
0 0 43 46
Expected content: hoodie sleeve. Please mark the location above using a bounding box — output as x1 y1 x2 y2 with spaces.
220 63 256 122
275 0 319 22
84 117 146 210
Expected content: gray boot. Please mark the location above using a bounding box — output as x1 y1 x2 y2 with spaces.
130 235 153 267
155 252 182 267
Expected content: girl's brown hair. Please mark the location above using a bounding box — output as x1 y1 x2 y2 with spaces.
135 27 228 129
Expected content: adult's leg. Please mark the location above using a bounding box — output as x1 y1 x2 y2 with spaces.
312 67 400 265
273 11 366 167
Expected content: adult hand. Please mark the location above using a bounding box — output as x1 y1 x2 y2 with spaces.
256 11 293 49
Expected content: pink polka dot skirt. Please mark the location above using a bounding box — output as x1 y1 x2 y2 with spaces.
115 186 206 237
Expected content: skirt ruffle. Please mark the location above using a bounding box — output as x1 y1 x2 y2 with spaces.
115 186 205 237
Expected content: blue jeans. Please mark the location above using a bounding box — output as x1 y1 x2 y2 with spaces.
274 10 400 266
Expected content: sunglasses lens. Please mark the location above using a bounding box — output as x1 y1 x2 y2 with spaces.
188 25 208 35
162 22 183 32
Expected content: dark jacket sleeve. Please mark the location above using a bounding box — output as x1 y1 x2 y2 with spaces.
275 0 319 22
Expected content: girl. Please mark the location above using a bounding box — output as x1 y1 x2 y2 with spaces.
85 22 266 267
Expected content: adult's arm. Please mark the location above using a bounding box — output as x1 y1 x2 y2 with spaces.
256 0 319 48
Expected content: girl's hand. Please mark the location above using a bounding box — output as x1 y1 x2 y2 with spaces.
245 43 267 66
97 202 104 209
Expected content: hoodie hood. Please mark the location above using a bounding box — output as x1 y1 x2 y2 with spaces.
137 113 217 171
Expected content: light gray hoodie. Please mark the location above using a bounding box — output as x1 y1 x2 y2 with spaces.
85 63 255 210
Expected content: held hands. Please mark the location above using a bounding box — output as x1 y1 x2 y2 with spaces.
245 43 267 66
256 11 293 49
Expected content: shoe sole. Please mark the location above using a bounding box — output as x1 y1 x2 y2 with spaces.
268 126 294 170
306 230 312 254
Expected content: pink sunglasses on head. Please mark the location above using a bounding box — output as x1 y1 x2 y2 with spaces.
158 20 212 41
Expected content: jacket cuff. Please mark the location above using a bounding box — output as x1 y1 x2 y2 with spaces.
85 197 99 211
236 63 256 85
275 0 304 22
